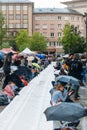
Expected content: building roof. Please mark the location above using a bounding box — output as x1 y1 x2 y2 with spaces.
0 0 32 3
61 0 86 4
33 8 82 15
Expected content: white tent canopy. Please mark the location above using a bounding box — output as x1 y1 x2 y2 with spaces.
21 48 35 55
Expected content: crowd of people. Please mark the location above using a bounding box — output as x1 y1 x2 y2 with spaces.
0 51 52 105
49 53 86 130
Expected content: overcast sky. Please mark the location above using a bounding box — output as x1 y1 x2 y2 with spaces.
31 0 70 8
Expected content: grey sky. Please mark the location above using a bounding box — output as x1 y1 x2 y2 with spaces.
31 0 70 8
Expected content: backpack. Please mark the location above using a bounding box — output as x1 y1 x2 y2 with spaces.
70 60 79 72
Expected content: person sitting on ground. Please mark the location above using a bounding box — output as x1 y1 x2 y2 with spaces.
50 82 73 106
2 81 18 102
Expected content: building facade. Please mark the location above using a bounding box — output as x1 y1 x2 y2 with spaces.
61 0 87 14
0 0 34 36
0 0 85 54
33 8 84 54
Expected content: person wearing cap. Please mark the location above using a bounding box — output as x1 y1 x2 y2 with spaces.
50 82 72 106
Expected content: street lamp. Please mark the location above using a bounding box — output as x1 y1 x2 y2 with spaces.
84 12 87 61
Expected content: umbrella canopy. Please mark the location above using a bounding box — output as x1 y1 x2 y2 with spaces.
21 48 35 55
32 62 40 69
56 75 80 86
1 48 18 54
36 54 46 59
44 102 87 122
14 66 32 81
0 51 4 60
63 54 69 58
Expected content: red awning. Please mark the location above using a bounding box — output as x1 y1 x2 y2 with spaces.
1 48 18 54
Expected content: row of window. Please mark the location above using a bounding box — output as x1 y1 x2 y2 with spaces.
35 16 82 21
50 32 62 37
48 42 62 47
35 24 79 30
8 23 28 28
2 5 28 10
41 32 62 38
4 14 28 20
35 24 62 29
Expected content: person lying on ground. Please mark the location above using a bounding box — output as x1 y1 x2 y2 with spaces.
50 82 73 106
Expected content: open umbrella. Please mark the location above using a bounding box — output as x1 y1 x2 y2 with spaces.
56 75 80 86
32 62 40 69
44 102 87 122
0 51 4 60
36 54 46 59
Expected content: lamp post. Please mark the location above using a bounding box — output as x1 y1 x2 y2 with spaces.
70 25 73 53
84 12 87 61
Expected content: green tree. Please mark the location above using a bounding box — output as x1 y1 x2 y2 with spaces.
61 23 85 53
0 11 7 47
15 30 31 51
2 42 10 48
30 32 47 52
7 35 18 51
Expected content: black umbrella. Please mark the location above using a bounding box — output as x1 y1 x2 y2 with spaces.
44 102 87 122
14 66 32 81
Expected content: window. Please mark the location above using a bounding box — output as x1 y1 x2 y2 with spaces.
58 24 62 29
3 15 6 19
16 14 20 20
77 17 80 21
9 24 14 28
71 16 74 21
9 32 14 36
64 16 69 20
42 16 47 20
57 42 62 46
42 24 47 29
35 24 40 29
50 16 54 20
49 42 55 46
23 24 28 28
43 32 47 37
23 14 28 20
2 6 6 10
50 33 54 37
16 23 20 28
35 16 40 20
16 6 20 10
50 24 54 29
23 6 28 10
58 32 62 37
9 6 13 10
58 16 61 20
9 15 14 20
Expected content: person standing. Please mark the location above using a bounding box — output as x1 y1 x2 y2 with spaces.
67 53 83 100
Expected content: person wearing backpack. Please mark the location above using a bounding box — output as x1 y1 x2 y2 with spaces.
67 53 83 100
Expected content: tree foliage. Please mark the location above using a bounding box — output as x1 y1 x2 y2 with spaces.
0 11 7 47
30 32 47 52
61 23 85 53
15 30 31 51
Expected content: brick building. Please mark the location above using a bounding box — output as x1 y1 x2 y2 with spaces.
0 0 85 55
